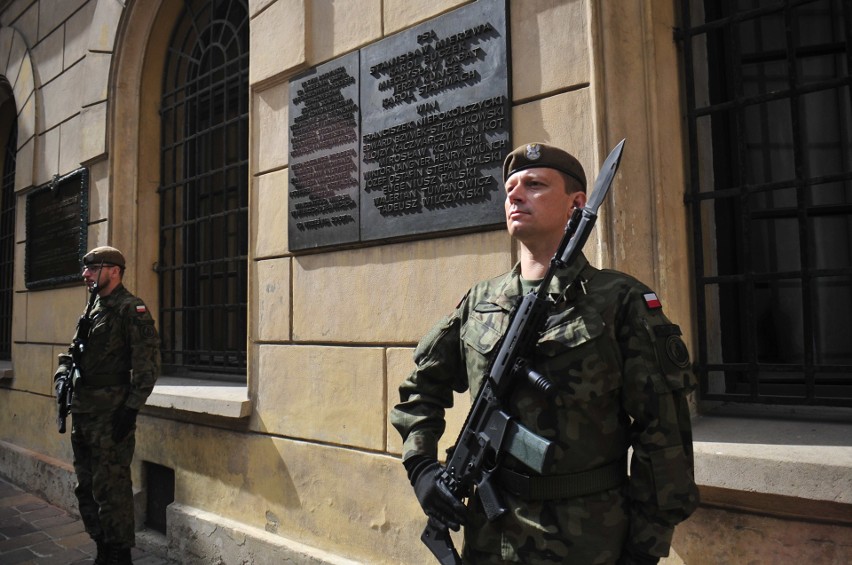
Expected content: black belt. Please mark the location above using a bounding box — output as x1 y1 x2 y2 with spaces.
81 372 131 387
498 456 626 500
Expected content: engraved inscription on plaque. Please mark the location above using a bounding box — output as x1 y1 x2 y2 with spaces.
359 0 509 241
25 168 89 289
288 52 361 251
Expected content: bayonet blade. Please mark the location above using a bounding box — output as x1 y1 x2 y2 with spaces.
585 138 626 214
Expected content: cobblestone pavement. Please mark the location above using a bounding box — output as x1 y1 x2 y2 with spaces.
0 477 169 564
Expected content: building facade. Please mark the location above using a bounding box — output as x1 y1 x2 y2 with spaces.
0 0 848 563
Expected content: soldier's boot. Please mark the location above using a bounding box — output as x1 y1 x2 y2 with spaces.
115 547 133 565
105 544 133 565
93 537 108 565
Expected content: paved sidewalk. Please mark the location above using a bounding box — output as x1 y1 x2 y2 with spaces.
0 477 168 564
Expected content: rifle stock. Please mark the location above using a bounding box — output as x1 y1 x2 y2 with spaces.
422 517 462 565
420 140 626 564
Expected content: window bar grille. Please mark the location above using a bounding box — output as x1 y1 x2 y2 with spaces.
782 2 816 402
679 0 852 406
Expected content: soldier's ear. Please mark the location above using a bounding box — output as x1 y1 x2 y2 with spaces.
571 190 587 210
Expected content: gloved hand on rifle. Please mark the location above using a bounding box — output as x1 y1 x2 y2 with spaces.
54 373 68 397
617 545 660 565
405 455 468 531
112 406 139 442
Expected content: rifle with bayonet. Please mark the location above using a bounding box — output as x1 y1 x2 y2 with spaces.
55 263 102 433
420 139 626 565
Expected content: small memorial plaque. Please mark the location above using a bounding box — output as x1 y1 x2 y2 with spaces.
359 0 509 241
25 168 89 289
288 52 361 251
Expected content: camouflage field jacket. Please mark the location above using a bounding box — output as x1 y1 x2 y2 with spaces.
56 284 161 413
391 254 699 563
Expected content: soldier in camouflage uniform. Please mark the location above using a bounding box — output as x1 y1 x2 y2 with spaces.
54 246 160 565
391 143 699 564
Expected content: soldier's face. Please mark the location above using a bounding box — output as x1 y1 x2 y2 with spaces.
504 168 586 242
82 264 120 293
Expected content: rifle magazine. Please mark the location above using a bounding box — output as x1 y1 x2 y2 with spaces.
503 419 554 474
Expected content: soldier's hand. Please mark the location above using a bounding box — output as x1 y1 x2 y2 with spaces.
409 458 467 531
112 407 139 442
53 371 70 398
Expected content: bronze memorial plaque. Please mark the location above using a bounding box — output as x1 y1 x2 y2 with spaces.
288 0 509 250
25 168 89 289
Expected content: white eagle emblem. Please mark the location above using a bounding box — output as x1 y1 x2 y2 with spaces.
525 143 542 160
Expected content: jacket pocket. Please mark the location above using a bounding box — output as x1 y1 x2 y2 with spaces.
649 445 693 510
535 311 621 401
461 301 508 356
83 317 111 360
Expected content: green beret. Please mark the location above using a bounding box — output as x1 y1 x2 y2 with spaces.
83 246 125 268
503 142 587 190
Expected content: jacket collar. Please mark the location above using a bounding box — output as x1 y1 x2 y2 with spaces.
492 253 590 309
97 283 127 306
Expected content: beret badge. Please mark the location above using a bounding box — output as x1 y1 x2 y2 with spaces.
525 143 542 161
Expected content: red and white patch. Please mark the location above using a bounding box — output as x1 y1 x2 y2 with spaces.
136 305 147 314
643 292 662 309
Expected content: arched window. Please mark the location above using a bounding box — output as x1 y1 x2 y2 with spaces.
0 117 15 362
0 78 16 362
159 0 249 379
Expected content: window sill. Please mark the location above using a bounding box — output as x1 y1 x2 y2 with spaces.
146 376 251 418
0 360 12 381
692 410 852 524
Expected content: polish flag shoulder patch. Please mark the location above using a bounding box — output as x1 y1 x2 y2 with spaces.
136 304 147 314
643 292 662 309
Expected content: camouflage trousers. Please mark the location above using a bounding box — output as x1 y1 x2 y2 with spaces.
71 410 136 547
